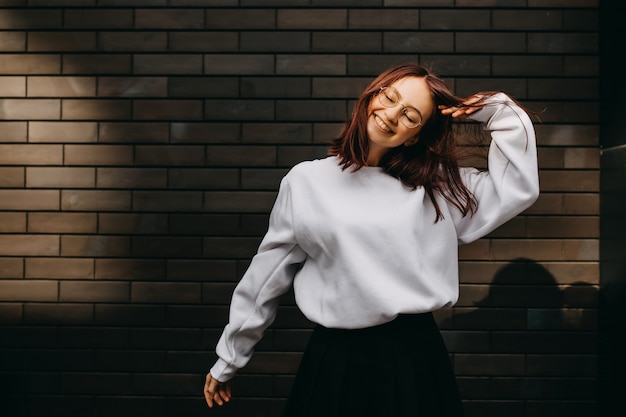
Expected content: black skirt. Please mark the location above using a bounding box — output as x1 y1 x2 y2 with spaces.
283 313 465 417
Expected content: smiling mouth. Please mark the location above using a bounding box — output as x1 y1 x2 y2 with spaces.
374 114 393 133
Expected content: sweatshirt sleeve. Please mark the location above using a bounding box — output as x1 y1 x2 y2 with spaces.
210 176 307 382
454 92 540 244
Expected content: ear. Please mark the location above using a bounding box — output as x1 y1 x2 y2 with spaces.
404 136 419 147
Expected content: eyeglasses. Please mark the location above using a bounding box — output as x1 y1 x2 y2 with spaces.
377 87 423 128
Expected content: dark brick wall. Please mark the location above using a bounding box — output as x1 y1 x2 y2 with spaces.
0 1 599 417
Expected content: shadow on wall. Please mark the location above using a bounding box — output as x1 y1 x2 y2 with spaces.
440 257 598 416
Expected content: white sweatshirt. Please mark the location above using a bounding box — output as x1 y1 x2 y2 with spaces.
210 93 539 381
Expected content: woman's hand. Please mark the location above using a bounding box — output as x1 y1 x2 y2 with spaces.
204 372 232 408
439 94 484 119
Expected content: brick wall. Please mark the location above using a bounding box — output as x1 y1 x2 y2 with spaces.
0 1 599 417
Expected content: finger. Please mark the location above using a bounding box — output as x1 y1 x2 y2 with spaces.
204 373 221 408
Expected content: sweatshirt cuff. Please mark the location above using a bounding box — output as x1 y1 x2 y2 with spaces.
210 358 238 382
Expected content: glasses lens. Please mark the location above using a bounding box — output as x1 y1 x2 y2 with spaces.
401 108 422 128
379 87 397 107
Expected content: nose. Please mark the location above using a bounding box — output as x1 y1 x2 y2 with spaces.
383 104 403 124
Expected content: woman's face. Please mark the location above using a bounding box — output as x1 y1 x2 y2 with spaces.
366 76 435 164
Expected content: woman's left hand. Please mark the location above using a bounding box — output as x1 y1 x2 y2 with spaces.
439 95 484 119
203 372 232 408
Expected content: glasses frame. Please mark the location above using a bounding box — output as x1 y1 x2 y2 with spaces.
377 87 423 128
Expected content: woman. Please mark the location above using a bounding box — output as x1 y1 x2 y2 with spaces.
203 63 539 416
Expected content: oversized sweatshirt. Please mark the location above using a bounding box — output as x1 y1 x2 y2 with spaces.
210 93 540 382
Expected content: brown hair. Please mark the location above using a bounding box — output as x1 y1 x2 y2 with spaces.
328 63 504 222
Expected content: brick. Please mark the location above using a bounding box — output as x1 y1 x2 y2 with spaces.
131 236 202 258
135 145 205 166
312 77 368 98
27 76 96 97
278 9 346 29
98 76 167 97
168 32 238 52
60 281 129 302
0 121 27 142
276 144 328 167
64 144 134 166
313 32 381 53
204 99 274 121
0 190 59 210
242 168 289 190
29 121 97 143
131 282 201 303
420 9 491 30
168 260 237 282
528 216 600 239
26 167 95 188
62 99 132 120
134 54 203 75
203 236 261 258
349 9 420 29
204 54 274 75
61 190 131 211
241 31 311 52
133 99 203 120
207 145 276 166
456 32 526 53
168 168 239 189
530 78 598 100
0 167 24 187
0 212 25 232
168 214 239 236
99 213 168 235
276 54 346 75
564 56 599 77
99 0 165 5
28 212 97 233
527 354 597 376
455 354 525 375
241 76 311 98
0 31 26 51
171 122 240 143
0 9 62 29
0 258 24 279
205 8 274 29
0 99 60 119
132 191 203 211
97 167 167 189
99 32 167 52
0 303 22 323
384 32 453 53
276 99 347 122
540 170 599 192
493 55 564 76
95 258 166 280
64 9 133 29
99 122 169 143
25 258 94 279
563 239 598 261
168 76 239 98
135 9 204 29
0 76 25 96
565 9 599 31
61 235 131 257
0 54 60 74
536 125 598 146
241 123 312 144
529 33 598 54
204 191 277 212
28 32 97 52
493 10 563 30
95 304 165 325
0 280 58 301
24 303 94 324
63 54 131 74
0 235 59 256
